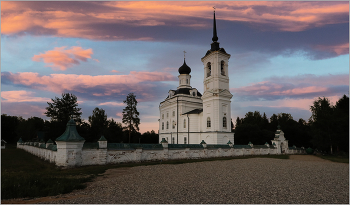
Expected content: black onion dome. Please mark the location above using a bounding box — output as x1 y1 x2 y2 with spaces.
178 59 191 74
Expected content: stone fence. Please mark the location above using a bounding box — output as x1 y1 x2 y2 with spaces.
17 138 305 168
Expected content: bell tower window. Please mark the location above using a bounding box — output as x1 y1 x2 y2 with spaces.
207 62 211 77
223 117 227 128
221 61 225 76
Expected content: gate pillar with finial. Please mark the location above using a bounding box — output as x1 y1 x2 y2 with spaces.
55 119 85 167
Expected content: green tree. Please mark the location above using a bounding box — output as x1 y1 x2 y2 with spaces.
122 93 140 143
88 107 108 141
16 117 45 142
1 114 20 143
105 118 124 143
45 93 82 123
310 97 336 153
76 119 91 142
141 130 159 144
334 95 349 153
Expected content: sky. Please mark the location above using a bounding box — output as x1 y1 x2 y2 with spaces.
1 1 349 134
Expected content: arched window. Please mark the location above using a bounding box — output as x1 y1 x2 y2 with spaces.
223 117 227 128
184 137 187 144
162 122 164 130
172 120 175 129
193 92 195 96
167 113 169 118
166 121 169 129
207 62 211 77
207 117 211 128
184 119 186 128
221 61 225 76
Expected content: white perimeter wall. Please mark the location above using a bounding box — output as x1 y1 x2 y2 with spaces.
17 142 305 168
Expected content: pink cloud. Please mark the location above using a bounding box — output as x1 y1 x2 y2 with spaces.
313 43 349 56
1 1 348 38
1 90 50 102
2 71 177 101
32 46 95 70
111 70 120 73
1 102 47 117
231 74 349 100
115 112 123 118
99 102 124 106
235 95 341 111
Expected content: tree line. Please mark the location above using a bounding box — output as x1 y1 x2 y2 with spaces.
1 93 348 153
1 93 159 144
234 95 349 154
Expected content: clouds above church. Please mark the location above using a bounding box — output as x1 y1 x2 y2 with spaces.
1 1 348 59
1 1 348 133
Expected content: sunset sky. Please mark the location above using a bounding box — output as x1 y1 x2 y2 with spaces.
1 1 349 133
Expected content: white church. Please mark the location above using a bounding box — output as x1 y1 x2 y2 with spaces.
159 11 235 145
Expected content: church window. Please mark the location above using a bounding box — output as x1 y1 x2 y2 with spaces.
184 137 187 144
172 120 176 129
223 117 227 128
193 92 195 96
207 62 211 77
166 121 169 129
184 119 186 128
173 111 175 116
162 122 164 130
207 117 211 128
221 61 225 76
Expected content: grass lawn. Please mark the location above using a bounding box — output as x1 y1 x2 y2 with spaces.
2 144 289 200
317 155 349 163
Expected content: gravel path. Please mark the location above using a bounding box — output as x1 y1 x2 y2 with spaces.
23 155 350 204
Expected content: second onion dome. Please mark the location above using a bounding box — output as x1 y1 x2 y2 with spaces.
178 59 191 74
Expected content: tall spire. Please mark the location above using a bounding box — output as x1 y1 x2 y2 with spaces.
212 8 218 42
210 8 220 51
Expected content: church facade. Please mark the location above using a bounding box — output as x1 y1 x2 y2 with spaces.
159 11 234 144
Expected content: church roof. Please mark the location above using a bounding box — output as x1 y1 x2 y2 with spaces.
183 108 203 115
165 88 202 100
178 59 191 74
175 88 202 96
203 47 228 58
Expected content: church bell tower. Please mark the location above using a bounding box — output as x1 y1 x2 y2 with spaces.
201 10 233 134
